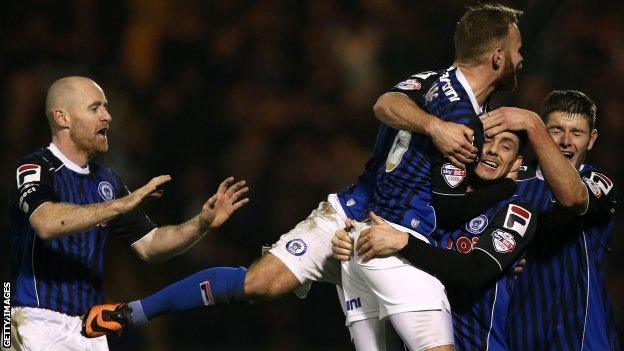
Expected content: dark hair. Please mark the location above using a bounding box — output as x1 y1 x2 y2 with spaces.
454 4 522 65
540 90 597 130
511 130 528 153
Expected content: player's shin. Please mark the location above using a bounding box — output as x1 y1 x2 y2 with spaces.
131 266 248 326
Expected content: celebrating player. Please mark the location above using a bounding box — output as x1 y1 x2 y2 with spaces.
482 91 619 350
8 76 249 350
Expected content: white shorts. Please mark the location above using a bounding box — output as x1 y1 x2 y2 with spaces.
268 193 348 298
9 307 109 351
342 219 452 324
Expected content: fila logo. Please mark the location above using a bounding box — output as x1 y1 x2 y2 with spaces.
590 172 613 195
16 164 41 188
503 204 531 237
346 297 362 311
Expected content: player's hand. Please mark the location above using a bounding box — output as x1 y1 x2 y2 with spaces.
427 118 478 169
198 177 250 229
118 175 172 213
357 212 409 261
481 107 542 137
513 257 527 279
332 220 354 261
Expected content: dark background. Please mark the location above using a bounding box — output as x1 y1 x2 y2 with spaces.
1 0 622 350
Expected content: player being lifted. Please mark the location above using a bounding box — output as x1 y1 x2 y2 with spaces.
82 2 561 348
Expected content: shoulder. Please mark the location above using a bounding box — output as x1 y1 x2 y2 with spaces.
579 164 616 197
14 148 62 188
517 160 540 182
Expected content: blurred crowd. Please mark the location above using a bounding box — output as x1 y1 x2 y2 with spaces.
2 0 622 349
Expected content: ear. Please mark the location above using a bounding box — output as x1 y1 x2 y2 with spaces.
53 109 71 128
510 155 523 173
587 129 598 150
491 48 504 70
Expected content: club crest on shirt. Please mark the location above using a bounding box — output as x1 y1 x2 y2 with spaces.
395 79 422 91
491 229 516 253
16 164 41 188
441 163 466 188
286 239 307 256
466 214 488 234
98 181 115 201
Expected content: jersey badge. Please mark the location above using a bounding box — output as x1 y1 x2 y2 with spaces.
503 204 531 237
346 198 356 207
286 239 307 256
492 229 516 253
199 281 215 306
395 79 421 91
466 214 488 234
441 163 466 188
16 164 41 188
98 181 115 201
583 177 602 198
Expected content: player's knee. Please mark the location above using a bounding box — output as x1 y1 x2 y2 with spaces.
243 254 298 301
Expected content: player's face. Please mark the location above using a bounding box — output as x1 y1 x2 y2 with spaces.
496 24 523 92
545 111 597 169
475 131 522 181
67 81 112 157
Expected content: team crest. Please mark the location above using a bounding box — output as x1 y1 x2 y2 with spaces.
16 164 41 188
98 181 115 201
410 218 420 229
395 79 422 91
441 163 466 188
491 229 516 253
346 198 356 207
466 215 488 234
286 239 307 256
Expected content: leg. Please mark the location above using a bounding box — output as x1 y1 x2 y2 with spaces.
388 311 454 351
244 252 301 302
349 318 388 351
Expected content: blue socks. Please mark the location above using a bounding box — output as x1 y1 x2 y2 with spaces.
129 267 247 326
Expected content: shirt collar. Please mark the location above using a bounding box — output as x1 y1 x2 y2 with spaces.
48 143 90 174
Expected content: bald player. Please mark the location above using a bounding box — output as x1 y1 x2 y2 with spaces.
7 76 250 350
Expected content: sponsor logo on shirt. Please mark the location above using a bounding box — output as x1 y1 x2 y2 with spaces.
441 163 466 188
395 79 422 91
590 172 613 195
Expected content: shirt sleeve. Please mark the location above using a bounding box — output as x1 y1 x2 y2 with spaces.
109 178 157 246
580 170 617 225
13 157 59 218
398 201 537 292
388 71 440 107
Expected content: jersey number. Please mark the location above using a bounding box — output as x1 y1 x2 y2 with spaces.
386 130 411 172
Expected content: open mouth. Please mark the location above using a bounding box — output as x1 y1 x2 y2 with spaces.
481 159 499 170
562 151 574 159
96 127 108 138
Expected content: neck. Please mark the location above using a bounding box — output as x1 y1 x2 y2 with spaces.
51 135 91 167
455 63 498 106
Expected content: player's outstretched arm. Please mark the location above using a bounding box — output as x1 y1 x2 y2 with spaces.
482 107 588 213
29 175 171 240
374 92 478 169
131 177 249 262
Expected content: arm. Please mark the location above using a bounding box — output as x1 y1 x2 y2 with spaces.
374 73 478 168
131 177 249 262
482 107 587 213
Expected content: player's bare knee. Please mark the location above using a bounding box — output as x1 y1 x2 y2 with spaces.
244 253 298 301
